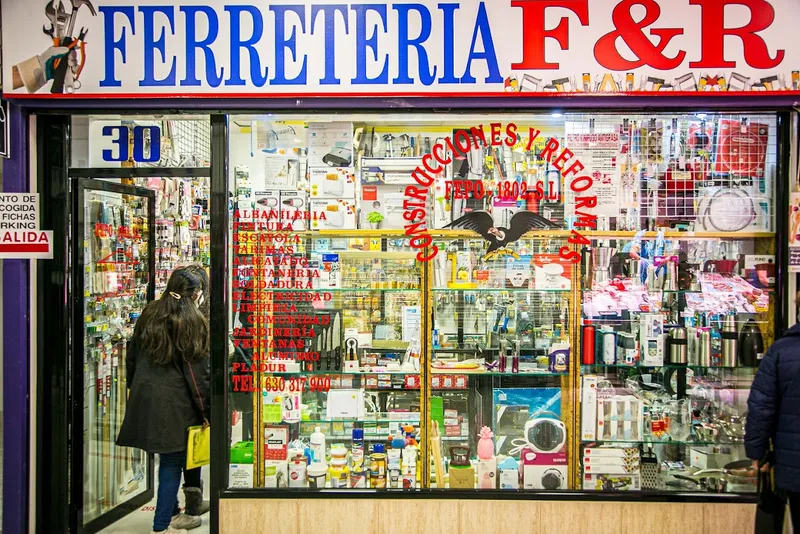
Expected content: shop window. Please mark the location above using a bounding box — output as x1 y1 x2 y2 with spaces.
226 112 776 494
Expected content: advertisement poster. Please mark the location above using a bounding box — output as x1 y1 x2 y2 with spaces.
790 192 800 272
565 132 620 218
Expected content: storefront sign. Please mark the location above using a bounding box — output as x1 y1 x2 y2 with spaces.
2 0 799 97
0 194 53 259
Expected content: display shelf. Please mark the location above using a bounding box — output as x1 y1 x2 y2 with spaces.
582 438 745 447
431 369 568 377
270 417 421 424
582 364 756 371
262 369 421 376
431 287 571 293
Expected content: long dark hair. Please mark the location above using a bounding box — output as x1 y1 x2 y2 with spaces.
183 264 210 320
134 266 209 364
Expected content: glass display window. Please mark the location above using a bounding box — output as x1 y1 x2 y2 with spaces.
225 111 780 495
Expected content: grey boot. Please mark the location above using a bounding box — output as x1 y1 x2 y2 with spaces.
183 486 210 516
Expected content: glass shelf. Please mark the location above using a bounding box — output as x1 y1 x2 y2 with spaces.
431 287 571 293
431 369 568 377
270 416 421 424
265 287 421 293
583 364 755 371
262 369 421 376
582 439 745 447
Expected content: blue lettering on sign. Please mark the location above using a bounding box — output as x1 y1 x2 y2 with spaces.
102 126 161 163
98 3 505 90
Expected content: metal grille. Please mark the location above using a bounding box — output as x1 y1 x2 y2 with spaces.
563 112 778 234
137 119 211 168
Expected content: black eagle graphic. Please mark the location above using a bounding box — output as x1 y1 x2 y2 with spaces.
445 211 559 255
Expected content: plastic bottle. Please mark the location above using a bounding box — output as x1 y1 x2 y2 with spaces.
310 427 326 464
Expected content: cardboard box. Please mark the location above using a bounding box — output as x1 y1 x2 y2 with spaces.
522 449 568 490
583 447 639 459
310 199 357 230
476 458 497 489
310 167 356 198
582 473 641 491
264 460 289 488
229 464 254 488
449 466 475 489
596 396 643 442
581 375 598 441
264 425 289 461
498 459 520 490
640 313 665 366
280 190 308 231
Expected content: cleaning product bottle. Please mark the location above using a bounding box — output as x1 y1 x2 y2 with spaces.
310 426 326 464
351 428 365 470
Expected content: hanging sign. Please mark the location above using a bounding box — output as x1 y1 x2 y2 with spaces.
0 194 53 259
1 0 799 98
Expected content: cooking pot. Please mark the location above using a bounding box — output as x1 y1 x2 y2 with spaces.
704 259 738 274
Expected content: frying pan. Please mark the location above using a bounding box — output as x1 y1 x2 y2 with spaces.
669 460 756 493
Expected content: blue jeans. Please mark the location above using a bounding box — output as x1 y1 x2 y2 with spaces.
154 451 202 531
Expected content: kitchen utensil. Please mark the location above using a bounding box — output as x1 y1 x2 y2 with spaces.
721 315 738 367
668 327 688 364
739 319 764 367
673 472 728 493
697 329 712 366
591 247 617 285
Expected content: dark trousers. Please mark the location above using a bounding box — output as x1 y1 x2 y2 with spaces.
790 492 799 532
154 451 203 531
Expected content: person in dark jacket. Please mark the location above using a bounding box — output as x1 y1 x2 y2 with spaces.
175 265 211 517
745 323 800 529
117 267 211 534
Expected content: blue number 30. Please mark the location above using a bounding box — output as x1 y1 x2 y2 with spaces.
102 125 161 163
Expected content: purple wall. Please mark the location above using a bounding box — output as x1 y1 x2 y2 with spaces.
3 103 29 534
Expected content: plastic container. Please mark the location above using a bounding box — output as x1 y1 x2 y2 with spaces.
369 444 387 488
230 441 254 464
288 455 307 488
308 462 328 488
310 427 326 463
329 457 349 488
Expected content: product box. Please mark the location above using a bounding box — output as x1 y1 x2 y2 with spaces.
580 375 598 441
319 253 340 289
476 458 497 489
309 199 357 230
253 190 280 217
310 167 356 198
533 254 572 290
713 119 768 177
583 447 639 459
521 449 568 490
640 313 665 366
280 190 308 231
264 425 289 461
449 465 475 489
596 396 643 442
229 464 254 488
498 458 520 490
264 460 289 488
583 460 641 474
689 447 735 470
583 473 641 491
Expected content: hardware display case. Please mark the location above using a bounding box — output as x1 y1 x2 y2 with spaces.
225 111 783 497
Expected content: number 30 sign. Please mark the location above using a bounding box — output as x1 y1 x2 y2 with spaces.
101 125 161 163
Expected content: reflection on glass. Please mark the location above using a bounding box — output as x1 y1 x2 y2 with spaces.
82 190 150 523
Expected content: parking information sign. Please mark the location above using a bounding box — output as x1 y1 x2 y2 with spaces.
0 193 53 259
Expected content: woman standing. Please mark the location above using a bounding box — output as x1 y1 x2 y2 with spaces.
117 267 211 534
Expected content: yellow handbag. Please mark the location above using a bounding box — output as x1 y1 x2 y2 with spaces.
185 360 210 469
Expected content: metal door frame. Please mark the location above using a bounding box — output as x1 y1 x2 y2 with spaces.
71 178 156 533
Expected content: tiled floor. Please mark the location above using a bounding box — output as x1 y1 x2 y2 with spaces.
96 464 211 534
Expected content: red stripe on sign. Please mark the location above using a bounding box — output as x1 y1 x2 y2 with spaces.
0 244 50 252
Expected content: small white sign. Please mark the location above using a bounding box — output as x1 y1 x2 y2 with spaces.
0 193 53 258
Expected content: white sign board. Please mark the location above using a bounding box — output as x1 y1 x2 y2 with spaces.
2 0 800 98
0 193 53 259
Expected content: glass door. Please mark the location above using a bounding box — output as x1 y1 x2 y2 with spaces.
72 179 156 532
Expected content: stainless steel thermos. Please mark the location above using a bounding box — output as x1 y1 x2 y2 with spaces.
721 315 738 367
698 328 712 367
668 327 688 365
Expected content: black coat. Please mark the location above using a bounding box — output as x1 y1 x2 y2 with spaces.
745 323 800 492
116 337 211 454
